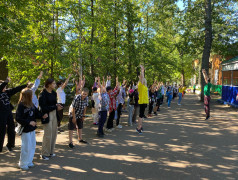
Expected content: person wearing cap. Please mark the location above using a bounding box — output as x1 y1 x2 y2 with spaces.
0 77 28 152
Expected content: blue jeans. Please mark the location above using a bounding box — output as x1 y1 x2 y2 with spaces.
168 95 172 107
178 93 182 104
98 111 107 135
128 105 134 125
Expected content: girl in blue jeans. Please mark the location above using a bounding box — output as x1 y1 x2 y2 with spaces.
166 87 173 108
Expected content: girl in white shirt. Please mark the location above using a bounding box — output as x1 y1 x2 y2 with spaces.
56 74 71 133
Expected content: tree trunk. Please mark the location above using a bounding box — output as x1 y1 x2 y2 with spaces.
200 0 212 101
0 60 8 80
181 69 185 86
126 2 133 81
90 0 95 76
113 0 118 85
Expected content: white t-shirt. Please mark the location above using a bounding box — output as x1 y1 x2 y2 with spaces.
93 92 100 110
56 87 66 104
161 86 165 95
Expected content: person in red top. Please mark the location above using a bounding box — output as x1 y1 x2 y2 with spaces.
106 77 119 132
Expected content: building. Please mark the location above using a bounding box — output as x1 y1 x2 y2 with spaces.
209 55 222 85
221 56 238 106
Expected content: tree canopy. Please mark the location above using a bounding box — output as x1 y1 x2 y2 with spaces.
0 0 237 87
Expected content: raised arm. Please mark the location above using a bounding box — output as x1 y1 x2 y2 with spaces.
139 65 145 84
6 84 27 97
0 78 9 92
62 74 72 90
32 71 43 92
202 69 208 84
106 76 111 87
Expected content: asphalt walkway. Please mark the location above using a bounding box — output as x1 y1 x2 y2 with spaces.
1 94 238 180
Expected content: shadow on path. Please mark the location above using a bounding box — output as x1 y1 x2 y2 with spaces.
0 94 238 180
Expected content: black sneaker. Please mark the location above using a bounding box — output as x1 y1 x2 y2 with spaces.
6 146 13 152
154 112 157 115
68 143 75 148
79 140 88 144
97 134 104 138
205 116 210 120
141 127 144 132
136 128 142 134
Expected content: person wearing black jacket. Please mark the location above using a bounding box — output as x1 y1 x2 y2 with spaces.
0 77 27 152
39 78 63 160
16 88 48 170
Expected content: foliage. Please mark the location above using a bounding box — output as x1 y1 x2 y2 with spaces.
0 0 237 89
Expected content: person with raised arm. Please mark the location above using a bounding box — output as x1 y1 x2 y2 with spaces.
76 76 85 95
97 77 110 137
27 71 43 108
71 86 89 144
148 83 156 117
106 77 119 132
92 77 100 125
106 76 111 88
202 69 212 120
137 65 149 134
56 74 72 133
68 76 85 148
116 79 126 128
39 78 63 160
0 77 28 152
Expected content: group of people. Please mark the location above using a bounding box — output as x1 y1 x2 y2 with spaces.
0 65 203 171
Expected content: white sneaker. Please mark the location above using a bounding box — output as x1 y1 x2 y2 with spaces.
116 125 122 128
106 128 112 133
40 155 50 160
50 154 56 157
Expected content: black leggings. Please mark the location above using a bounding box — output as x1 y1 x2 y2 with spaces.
57 104 65 127
116 103 122 126
106 110 115 129
148 102 154 114
0 111 15 152
139 104 147 118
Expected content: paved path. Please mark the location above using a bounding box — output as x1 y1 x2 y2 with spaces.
1 94 238 180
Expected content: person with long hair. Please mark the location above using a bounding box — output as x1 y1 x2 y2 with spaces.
39 78 63 160
166 86 173 108
0 77 28 152
56 74 72 133
97 77 110 137
137 65 149 134
16 88 48 170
